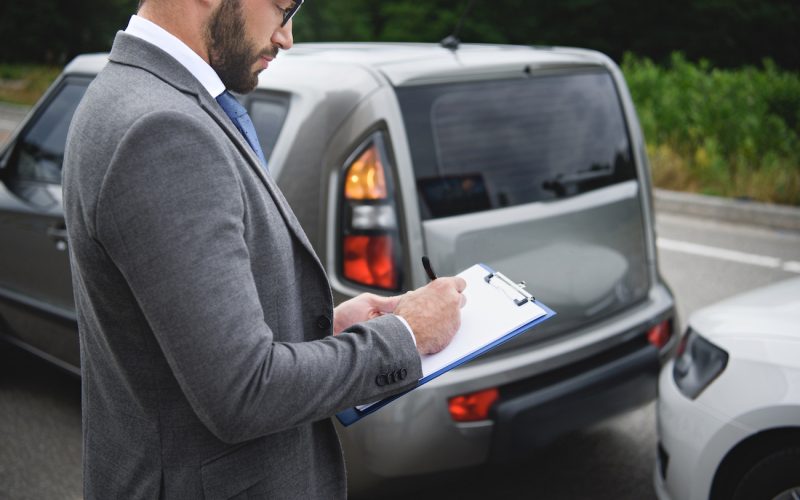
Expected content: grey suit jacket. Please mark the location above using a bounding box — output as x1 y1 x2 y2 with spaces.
62 32 422 500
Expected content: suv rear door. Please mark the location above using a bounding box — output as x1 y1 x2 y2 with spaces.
395 67 650 348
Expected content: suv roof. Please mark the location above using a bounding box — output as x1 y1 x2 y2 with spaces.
64 42 611 89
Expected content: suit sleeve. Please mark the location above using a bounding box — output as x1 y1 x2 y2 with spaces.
94 110 422 443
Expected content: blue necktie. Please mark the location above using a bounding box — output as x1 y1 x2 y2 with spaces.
215 90 268 170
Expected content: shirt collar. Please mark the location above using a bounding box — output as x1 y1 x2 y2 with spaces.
124 15 226 99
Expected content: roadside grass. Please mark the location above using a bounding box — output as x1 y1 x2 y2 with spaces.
0 64 60 105
624 53 800 206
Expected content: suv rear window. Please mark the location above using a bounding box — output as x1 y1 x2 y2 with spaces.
396 70 637 220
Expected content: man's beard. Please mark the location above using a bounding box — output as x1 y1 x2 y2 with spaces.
205 0 276 93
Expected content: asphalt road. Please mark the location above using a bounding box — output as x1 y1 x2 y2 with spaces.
2 107 800 499
0 348 82 500
657 212 800 330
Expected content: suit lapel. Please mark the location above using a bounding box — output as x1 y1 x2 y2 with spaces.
197 93 319 259
108 32 322 267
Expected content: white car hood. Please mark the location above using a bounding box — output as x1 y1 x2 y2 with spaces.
689 277 800 343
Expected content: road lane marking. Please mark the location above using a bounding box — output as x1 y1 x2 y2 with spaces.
657 238 800 274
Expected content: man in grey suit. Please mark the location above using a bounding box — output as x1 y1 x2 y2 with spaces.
62 0 466 498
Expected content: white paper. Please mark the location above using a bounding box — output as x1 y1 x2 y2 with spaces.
356 264 546 412
419 264 546 377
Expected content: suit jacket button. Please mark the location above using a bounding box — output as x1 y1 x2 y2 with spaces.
316 315 331 330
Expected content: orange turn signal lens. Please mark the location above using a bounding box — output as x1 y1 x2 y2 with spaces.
343 235 398 290
344 144 388 200
448 388 499 422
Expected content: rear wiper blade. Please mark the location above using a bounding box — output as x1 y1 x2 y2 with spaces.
542 166 612 198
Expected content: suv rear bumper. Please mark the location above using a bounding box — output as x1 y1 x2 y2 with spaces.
490 338 658 460
339 283 676 487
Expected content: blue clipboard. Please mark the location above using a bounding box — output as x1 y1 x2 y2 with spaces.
336 263 556 426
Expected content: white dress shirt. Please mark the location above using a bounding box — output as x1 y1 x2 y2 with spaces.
125 15 225 99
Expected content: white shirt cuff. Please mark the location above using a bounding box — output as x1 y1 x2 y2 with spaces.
393 315 416 346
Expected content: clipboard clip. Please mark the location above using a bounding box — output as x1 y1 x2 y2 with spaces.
484 271 535 306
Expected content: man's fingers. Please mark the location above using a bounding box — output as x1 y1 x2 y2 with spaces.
453 276 467 293
460 292 467 308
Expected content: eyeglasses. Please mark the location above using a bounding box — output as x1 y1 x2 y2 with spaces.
279 0 304 27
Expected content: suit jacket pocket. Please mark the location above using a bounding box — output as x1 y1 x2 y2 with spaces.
200 439 268 500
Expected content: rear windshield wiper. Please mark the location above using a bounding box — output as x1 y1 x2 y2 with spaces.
542 166 613 198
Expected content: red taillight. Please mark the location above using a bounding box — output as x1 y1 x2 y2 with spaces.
448 388 499 422
647 320 672 349
340 134 401 291
343 235 397 289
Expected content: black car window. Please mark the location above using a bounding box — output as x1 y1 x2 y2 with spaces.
396 69 637 220
11 81 88 184
248 93 290 162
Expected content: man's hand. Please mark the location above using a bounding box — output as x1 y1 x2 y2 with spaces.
333 293 402 335
394 277 467 355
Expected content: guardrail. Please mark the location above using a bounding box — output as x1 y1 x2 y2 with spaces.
654 188 800 232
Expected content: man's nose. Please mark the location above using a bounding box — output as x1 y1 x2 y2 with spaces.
272 20 293 51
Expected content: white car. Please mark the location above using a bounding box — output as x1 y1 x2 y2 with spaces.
655 277 800 500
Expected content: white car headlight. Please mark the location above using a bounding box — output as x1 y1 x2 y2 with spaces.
672 328 729 399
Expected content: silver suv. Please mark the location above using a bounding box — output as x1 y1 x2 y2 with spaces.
0 42 676 493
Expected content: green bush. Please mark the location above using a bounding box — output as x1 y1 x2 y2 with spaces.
0 64 60 105
623 52 800 205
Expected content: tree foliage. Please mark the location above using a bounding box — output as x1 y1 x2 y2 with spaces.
295 0 799 70
623 53 800 203
0 0 137 64
0 0 797 70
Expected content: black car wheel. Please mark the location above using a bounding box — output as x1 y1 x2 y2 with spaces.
732 447 800 500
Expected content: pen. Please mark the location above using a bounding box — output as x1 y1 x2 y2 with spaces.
422 256 438 281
